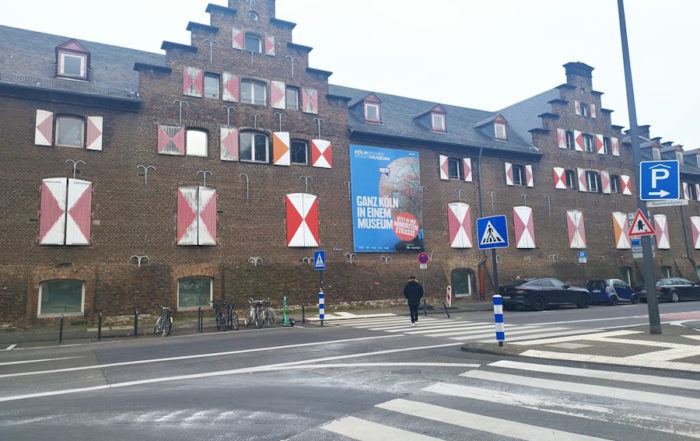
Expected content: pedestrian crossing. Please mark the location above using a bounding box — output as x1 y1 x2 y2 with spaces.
333 315 593 344
316 360 700 440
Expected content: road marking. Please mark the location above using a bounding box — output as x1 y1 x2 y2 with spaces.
479 328 596 343
377 399 610 441
4 344 16 351
520 349 700 372
512 330 641 345
323 416 442 441
0 356 83 367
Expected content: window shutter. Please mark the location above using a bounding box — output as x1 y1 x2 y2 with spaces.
691 216 700 249
158 125 185 155
273 132 291 166
590 103 597 118
600 171 611 194
611 137 620 156
577 168 587 192
683 182 690 200
39 177 67 245
612 212 631 249
439 155 449 180
198 187 217 246
463 158 472 182
513 206 535 248
566 210 586 248
183 67 203 97
35 109 54 146
177 186 198 246
653 214 670 249
232 28 244 50
696 184 700 202
574 100 581 115
504 162 513 186
552 167 566 189
286 193 319 247
270 81 286 109
65 179 92 245
264 34 275 56
86 116 103 151
556 128 567 149
220 126 238 161
311 139 332 168
222 72 240 102
573 130 583 151
447 202 472 248
525 165 534 187
620 175 632 195
595 134 604 155
302 88 318 114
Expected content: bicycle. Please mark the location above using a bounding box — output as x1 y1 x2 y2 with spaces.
212 299 240 331
262 298 276 327
245 298 265 329
153 304 173 337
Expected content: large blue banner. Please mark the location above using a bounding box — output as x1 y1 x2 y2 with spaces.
350 145 424 252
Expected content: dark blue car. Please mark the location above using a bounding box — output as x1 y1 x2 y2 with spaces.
586 279 638 305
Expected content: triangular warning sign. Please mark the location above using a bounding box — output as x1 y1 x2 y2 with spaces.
315 253 325 268
628 208 655 237
480 221 506 245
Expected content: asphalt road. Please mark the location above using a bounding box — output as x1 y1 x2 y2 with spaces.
1 303 699 440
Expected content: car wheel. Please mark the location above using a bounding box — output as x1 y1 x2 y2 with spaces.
576 295 590 309
532 296 545 311
670 291 680 303
609 295 618 306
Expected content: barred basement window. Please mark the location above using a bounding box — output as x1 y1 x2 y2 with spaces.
177 277 212 309
38 280 85 316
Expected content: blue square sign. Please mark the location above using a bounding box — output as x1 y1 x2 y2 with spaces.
640 160 679 200
313 250 325 271
477 215 509 250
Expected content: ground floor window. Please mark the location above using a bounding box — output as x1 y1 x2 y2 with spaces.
620 267 632 286
38 280 84 316
661 266 672 278
451 268 474 297
178 277 212 309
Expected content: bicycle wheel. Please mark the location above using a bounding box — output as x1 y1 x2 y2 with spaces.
267 308 277 325
163 316 172 336
225 306 233 330
153 317 162 335
215 308 223 331
254 309 264 328
231 311 240 330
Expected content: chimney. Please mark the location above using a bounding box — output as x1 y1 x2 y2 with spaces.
563 62 594 89
637 125 650 140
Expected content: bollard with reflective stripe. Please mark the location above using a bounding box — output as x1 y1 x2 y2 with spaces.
493 294 505 347
319 289 325 327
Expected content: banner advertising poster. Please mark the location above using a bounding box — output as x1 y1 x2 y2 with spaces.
350 144 424 252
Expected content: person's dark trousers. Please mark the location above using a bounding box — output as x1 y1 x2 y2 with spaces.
409 304 419 323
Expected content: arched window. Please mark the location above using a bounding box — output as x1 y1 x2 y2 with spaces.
239 131 269 163
451 268 475 297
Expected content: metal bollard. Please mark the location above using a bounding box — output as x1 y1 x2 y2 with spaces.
134 309 139 337
302 303 305 324
442 302 450 318
319 289 325 327
493 295 505 347
59 314 64 344
198 307 203 333
97 312 102 341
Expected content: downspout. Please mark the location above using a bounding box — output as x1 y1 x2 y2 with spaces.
476 148 488 300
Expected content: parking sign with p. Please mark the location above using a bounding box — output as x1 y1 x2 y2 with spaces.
640 160 679 200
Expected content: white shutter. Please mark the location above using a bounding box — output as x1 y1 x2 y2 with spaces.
86 116 103 151
35 110 54 146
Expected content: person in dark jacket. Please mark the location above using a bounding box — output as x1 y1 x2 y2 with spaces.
403 275 424 326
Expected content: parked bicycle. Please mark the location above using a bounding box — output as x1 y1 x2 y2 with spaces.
153 304 173 336
245 298 265 329
262 298 276 327
212 299 239 331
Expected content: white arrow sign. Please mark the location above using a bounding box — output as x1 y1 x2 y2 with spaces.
648 190 670 197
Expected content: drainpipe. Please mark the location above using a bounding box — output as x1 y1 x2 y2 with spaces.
680 204 698 280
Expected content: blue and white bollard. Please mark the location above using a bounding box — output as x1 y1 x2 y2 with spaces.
319 289 325 327
493 294 505 347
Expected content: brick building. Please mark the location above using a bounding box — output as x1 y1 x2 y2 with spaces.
1 0 698 326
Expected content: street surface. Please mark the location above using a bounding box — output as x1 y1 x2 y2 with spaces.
1 302 699 440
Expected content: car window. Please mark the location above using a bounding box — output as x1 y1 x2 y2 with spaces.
549 279 565 288
613 282 627 289
679 279 692 285
586 281 604 290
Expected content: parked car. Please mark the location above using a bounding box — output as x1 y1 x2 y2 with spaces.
638 278 700 303
586 279 638 305
499 277 591 311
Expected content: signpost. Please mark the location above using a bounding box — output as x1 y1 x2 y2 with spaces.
477 215 509 295
314 250 325 327
417 252 429 315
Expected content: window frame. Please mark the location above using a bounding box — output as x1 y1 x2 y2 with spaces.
585 170 601 192
55 115 85 148
582 134 594 152
603 137 611 155
610 174 621 193
285 86 299 111
244 33 262 53
177 277 213 310
580 101 589 117
364 102 381 123
494 122 507 140
447 158 462 180
239 130 270 163
451 268 475 298
186 129 208 157
291 139 308 165
565 131 575 149
431 112 446 132
38 279 85 317
565 169 577 190
512 164 525 186
652 148 661 160
204 73 220 99
689 182 698 201
58 51 87 79
240 79 267 106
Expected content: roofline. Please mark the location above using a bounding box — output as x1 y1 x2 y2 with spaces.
161 41 198 53
270 17 296 29
134 62 171 74
186 22 219 33
306 67 332 78
287 42 312 53
0 82 142 112
205 4 237 16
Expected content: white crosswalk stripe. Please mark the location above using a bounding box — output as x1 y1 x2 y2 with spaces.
320 360 700 440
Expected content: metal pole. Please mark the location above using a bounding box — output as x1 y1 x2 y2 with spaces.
617 0 661 334
59 314 64 344
97 312 102 341
302 303 305 324
198 307 202 333
134 309 139 337
491 249 499 296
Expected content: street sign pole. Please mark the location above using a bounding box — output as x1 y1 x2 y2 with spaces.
618 0 661 334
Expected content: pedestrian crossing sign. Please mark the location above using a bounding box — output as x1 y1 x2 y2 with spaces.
628 209 655 237
477 215 509 250
313 250 326 271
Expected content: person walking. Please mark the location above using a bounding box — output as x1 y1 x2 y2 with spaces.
403 275 424 326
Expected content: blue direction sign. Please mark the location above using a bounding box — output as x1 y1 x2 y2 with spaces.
313 250 326 271
477 215 509 250
640 160 679 200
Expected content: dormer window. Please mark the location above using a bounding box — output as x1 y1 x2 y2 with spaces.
676 151 684 164
494 122 507 140
362 93 382 123
56 40 89 80
431 112 446 132
652 147 661 160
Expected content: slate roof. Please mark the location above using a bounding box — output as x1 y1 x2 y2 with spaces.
328 84 540 157
0 25 164 101
497 88 562 138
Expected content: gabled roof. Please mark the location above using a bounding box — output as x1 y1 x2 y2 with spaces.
496 88 561 138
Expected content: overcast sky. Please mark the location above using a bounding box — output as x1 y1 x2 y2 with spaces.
3 1 698 148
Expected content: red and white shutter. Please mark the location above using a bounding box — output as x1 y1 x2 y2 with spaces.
653 214 670 249
270 81 286 109
600 170 611 194
611 137 620 156
612 212 631 249
566 209 586 249
65 179 92 245
513 206 535 248
620 175 632 195
595 134 604 155
683 182 690 200
573 130 583 151
695 184 700 202
439 155 449 180
590 103 597 118
86 116 103 151
264 34 276 56
220 126 238 161
183 67 203 97
690 216 700 249
35 109 54 146
39 178 67 245
311 139 332 168
286 193 319 247
463 158 472 182
177 187 198 246
556 128 567 149
302 88 318 114
577 168 587 192
447 202 472 248
525 164 534 187
222 72 239 102
232 28 244 50
158 125 185 155
198 187 217 246
552 167 566 189
273 132 291 166
504 162 513 186
574 100 581 115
